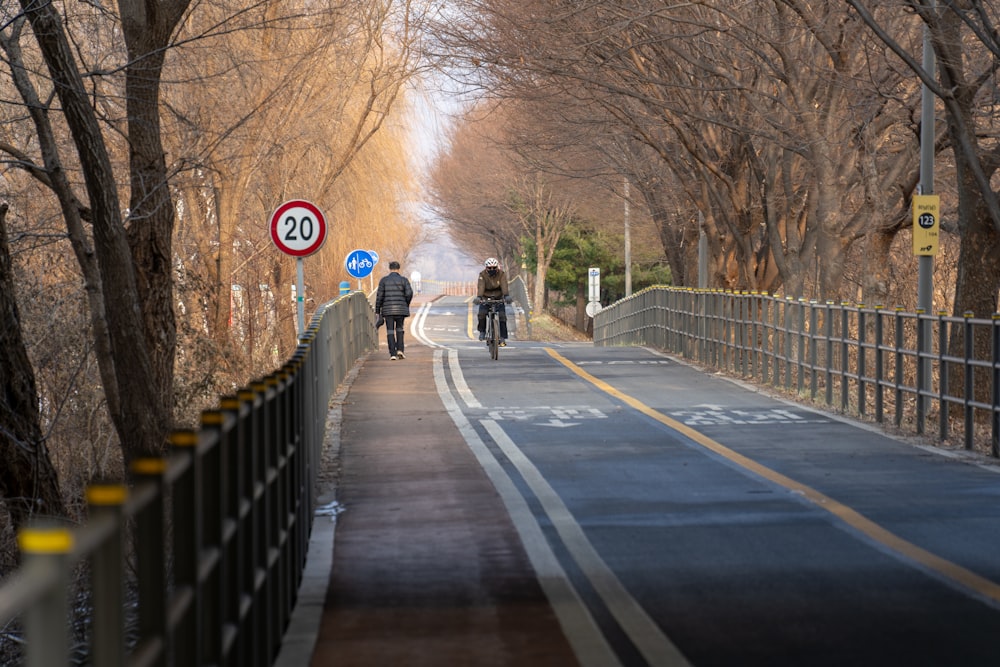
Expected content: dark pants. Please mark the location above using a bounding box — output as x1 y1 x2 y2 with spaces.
385 315 406 355
477 304 509 339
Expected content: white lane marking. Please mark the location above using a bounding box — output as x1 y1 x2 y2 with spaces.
410 302 440 348
410 301 479 407
432 350 621 667
482 420 692 667
447 348 481 408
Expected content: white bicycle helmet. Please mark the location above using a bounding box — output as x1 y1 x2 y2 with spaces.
484 257 499 268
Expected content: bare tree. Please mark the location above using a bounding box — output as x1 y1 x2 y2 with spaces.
506 172 578 311
846 0 1000 307
846 0 1000 406
432 0 921 300
429 103 583 307
8 0 183 470
0 203 66 530
164 0 426 388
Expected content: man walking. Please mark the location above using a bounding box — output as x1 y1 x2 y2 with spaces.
375 261 413 360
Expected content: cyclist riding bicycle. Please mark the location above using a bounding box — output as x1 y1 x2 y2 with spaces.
474 257 511 346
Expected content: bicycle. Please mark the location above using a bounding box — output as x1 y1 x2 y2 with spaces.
480 297 505 360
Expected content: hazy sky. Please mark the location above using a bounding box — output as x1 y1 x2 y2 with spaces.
405 76 480 283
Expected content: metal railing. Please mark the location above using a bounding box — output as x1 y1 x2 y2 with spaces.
594 287 1000 455
0 290 377 666
508 276 532 339
421 279 475 296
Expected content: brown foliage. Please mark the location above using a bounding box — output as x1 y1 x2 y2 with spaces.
0 0 424 540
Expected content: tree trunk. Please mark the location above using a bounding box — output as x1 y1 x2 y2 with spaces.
533 263 547 316
948 169 1000 415
862 228 897 308
120 0 191 437
937 2 1000 415
0 21 122 424
20 0 168 464
0 204 67 529
575 280 587 331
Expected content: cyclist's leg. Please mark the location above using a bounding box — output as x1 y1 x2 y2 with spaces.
477 304 487 339
499 308 509 340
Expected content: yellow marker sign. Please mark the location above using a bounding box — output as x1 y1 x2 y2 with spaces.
912 194 940 256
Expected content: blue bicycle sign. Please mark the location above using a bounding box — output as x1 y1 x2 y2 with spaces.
345 249 375 278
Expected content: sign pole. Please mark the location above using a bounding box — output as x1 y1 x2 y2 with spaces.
916 8 935 430
586 267 603 318
268 199 328 342
296 258 306 335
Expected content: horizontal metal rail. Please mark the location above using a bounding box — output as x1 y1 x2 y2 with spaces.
594 287 1000 455
0 291 376 666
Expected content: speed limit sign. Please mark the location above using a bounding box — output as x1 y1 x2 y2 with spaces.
270 200 328 257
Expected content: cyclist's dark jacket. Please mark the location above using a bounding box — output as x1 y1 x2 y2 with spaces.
375 271 413 317
477 268 509 300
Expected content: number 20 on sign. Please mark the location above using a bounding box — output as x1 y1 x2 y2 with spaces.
270 199 328 257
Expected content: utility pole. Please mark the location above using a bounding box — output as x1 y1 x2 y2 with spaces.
624 177 632 296
916 3 936 430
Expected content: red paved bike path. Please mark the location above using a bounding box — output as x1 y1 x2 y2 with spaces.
286 295 578 666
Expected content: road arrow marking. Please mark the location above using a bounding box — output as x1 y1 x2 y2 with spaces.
540 419 579 428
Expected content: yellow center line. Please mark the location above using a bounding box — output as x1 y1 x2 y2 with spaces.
544 347 1000 605
467 298 477 340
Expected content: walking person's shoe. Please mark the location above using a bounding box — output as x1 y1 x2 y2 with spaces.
390 355 397 361
397 351 405 359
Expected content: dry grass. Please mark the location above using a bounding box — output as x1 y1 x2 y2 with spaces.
525 312 592 342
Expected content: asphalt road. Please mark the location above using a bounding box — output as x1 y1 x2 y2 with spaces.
405 295 1000 667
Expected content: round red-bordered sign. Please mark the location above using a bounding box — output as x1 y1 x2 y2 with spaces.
269 200 327 257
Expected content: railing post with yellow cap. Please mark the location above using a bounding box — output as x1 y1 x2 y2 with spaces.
236 386 260 667
268 372 291 645
18 524 72 667
993 313 1000 457
797 298 808 396
808 300 819 399
197 411 227 665
915 308 928 433
170 429 201 666
894 307 906 427
249 379 272 666
841 303 851 411
130 457 167 667
218 394 246 662
284 361 306 588
874 306 886 423
87 482 127 667
963 311 975 451
858 305 867 416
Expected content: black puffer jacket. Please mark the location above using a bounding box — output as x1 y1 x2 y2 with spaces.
375 271 413 317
